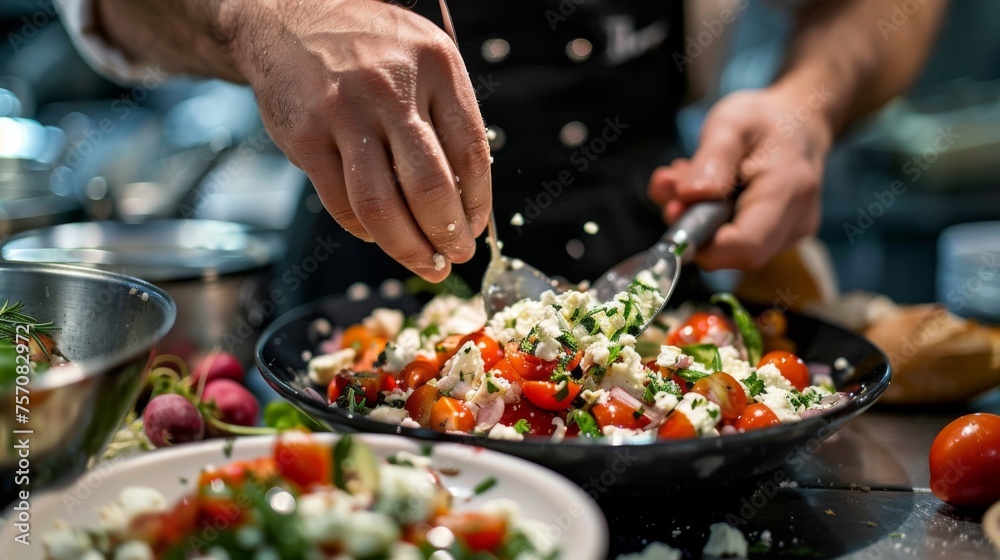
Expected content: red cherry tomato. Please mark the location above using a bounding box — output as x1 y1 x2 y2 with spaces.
327 370 389 405
404 385 440 427
591 397 650 431
434 512 508 552
667 311 733 346
435 334 466 366
503 341 580 382
490 357 522 384
520 380 582 411
691 372 748 421
460 331 505 370
499 400 557 436
929 413 1000 508
658 411 697 439
272 433 333 489
735 403 781 432
757 350 810 391
429 396 476 433
399 356 439 390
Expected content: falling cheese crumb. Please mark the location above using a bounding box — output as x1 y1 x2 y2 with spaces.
583 221 600 235
510 213 525 227
433 253 447 271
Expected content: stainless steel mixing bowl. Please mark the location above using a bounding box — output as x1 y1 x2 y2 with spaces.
0 262 175 505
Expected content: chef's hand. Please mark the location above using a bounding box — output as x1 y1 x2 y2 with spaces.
648 86 832 270
237 0 491 281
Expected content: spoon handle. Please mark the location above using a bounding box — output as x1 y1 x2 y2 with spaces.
662 198 736 264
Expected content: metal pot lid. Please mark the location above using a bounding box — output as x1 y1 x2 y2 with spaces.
1 219 285 282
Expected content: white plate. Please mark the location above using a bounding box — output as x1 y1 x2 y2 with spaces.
0 434 608 559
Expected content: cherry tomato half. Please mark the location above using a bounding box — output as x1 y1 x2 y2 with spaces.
273 433 333 489
460 331 505 370
757 350 809 391
929 413 1000 508
504 341 581 382
691 371 748 421
429 396 476 433
591 396 650 431
491 357 522 384
327 370 389 405
667 311 733 346
399 356 439 391
499 400 556 436
405 385 440 427
658 410 697 440
435 334 466 366
735 403 781 432
521 380 582 411
434 512 508 552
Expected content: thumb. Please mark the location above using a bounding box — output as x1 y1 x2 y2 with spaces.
677 122 749 203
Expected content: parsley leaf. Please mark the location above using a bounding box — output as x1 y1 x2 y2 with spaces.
711 292 763 365
473 476 498 495
744 371 765 397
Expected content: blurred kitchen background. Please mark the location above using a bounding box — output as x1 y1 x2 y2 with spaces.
2 0 1000 327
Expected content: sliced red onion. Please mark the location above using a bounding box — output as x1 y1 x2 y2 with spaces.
675 355 693 370
609 386 664 422
475 398 505 429
302 386 326 405
452 381 473 398
800 392 850 418
319 328 345 354
720 424 739 436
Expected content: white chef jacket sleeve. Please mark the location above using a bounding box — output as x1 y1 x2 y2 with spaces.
54 0 170 85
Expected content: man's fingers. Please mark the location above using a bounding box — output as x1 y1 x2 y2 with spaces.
340 132 451 282
430 80 492 238
383 111 478 265
693 171 805 271
298 145 373 243
677 123 749 202
647 158 690 207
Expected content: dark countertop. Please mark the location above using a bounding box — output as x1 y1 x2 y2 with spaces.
600 390 1000 559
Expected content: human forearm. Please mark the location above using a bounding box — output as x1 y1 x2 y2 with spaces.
774 0 946 134
93 0 244 82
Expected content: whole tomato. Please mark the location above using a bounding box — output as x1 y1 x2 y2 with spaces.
929 413 1000 508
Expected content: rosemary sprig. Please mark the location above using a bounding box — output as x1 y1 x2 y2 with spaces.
0 299 59 359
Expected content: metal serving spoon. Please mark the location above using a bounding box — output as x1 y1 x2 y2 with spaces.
590 199 735 332
436 0 558 317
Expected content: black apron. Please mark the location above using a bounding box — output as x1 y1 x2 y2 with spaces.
289 0 688 301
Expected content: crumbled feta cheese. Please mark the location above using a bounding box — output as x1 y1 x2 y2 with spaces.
532 307 568 361
118 487 167 523
437 341 484 394
756 387 801 422
432 253 446 271
550 417 567 442
615 541 682 560
510 212 525 226
601 425 644 437
599 346 647 397
756 363 793 391
656 345 684 369
703 523 748 558
468 371 510 407
375 465 440 524
43 526 96 560
719 345 751 382
381 328 422 372
113 540 155 560
307 348 357 384
675 393 721 436
343 511 401 557
583 221 600 235
362 308 405 339
487 423 525 441
652 391 679 413
369 406 411 425
580 388 606 405
486 298 547 343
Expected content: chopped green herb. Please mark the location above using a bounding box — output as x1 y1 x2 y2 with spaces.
420 324 440 340
420 444 434 457
473 476 498 495
674 368 710 382
263 401 324 431
748 540 771 554
486 378 500 394
222 438 235 459
632 408 644 419
681 343 722 372
179 477 188 485
567 409 600 437
606 307 619 318
744 372 765 397
711 292 763 365
556 331 579 352
553 381 570 402
513 419 531 434
642 373 681 404
889 533 903 539
708 408 719 419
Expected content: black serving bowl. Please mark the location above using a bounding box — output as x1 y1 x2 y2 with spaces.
257 294 890 491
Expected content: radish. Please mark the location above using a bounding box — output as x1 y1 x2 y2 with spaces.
190 352 245 385
143 394 205 447
202 379 260 427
